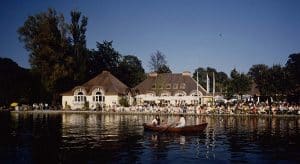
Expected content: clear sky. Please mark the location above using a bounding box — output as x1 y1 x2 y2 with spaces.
0 0 299 74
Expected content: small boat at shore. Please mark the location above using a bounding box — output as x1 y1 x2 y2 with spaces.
143 123 208 133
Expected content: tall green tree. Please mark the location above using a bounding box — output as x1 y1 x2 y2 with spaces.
89 41 121 77
69 10 89 84
286 53 300 101
117 55 146 88
18 8 73 104
249 64 289 101
226 68 252 99
248 64 269 96
269 65 287 98
216 71 228 93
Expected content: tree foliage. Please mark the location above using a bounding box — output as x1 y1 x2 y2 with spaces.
18 8 74 104
69 10 89 84
157 64 172 73
117 55 146 88
226 68 252 98
192 67 228 93
286 53 300 97
18 8 147 104
148 51 171 73
0 58 45 105
89 41 121 77
248 64 269 95
248 64 290 101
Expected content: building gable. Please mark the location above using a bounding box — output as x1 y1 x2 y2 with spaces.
134 71 207 96
61 71 129 96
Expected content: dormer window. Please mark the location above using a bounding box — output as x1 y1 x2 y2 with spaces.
166 84 171 89
152 84 156 89
180 83 186 89
173 83 178 89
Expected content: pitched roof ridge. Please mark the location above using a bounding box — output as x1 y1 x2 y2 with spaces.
109 72 128 88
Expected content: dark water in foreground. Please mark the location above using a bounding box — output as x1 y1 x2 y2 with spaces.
0 112 300 163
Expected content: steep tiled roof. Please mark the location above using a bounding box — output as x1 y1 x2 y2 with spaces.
134 72 207 96
61 71 129 96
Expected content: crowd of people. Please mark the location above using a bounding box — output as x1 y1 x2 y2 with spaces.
5 100 300 116
109 102 300 115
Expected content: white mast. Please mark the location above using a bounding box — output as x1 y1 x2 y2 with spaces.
213 72 215 94
213 72 215 105
206 73 210 93
197 71 199 105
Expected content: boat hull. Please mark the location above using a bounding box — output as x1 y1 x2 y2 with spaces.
143 123 208 133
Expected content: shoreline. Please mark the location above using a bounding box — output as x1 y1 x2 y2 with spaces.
7 110 300 118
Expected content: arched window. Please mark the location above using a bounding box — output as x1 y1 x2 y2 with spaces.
92 88 105 102
190 90 203 97
174 91 187 97
74 88 86 103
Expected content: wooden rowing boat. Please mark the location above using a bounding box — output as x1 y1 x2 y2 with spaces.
143 123 208 133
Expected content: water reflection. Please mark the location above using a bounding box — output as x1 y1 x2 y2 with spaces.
1 113 300 163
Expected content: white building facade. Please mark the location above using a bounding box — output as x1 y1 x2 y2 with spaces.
61 71 130 110
134 72 212 106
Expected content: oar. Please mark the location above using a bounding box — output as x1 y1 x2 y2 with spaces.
159 122 175 133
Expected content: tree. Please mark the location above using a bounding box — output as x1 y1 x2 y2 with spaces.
268 65 287 100
216 71 228 93
286 53 300 102
117 55 146 88
0 58 46 105
248 64 269 96
248 64 290 101
18 8 74 104
226 69 252 99
157 64 172 73
193 67 228 93
148 51 171 73
89 41 121 77
69 10 89 84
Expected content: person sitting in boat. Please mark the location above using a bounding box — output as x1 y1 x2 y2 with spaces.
175 114 186 128
151 115 160 126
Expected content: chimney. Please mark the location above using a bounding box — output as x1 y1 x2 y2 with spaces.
182 71 191 76
149 72 158 77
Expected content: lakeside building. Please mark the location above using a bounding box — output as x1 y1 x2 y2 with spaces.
134 71 212 106
61 71 131 110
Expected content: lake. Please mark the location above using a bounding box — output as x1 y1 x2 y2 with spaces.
0 112 300 163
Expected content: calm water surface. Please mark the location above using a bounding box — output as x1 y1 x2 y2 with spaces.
0 112 300 163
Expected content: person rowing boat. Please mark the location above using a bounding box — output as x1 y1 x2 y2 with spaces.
175 114 186 128
158 114 185 132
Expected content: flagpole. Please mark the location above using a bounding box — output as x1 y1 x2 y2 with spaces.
206 73 209 94
213 72 215 105
197 71 199 105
